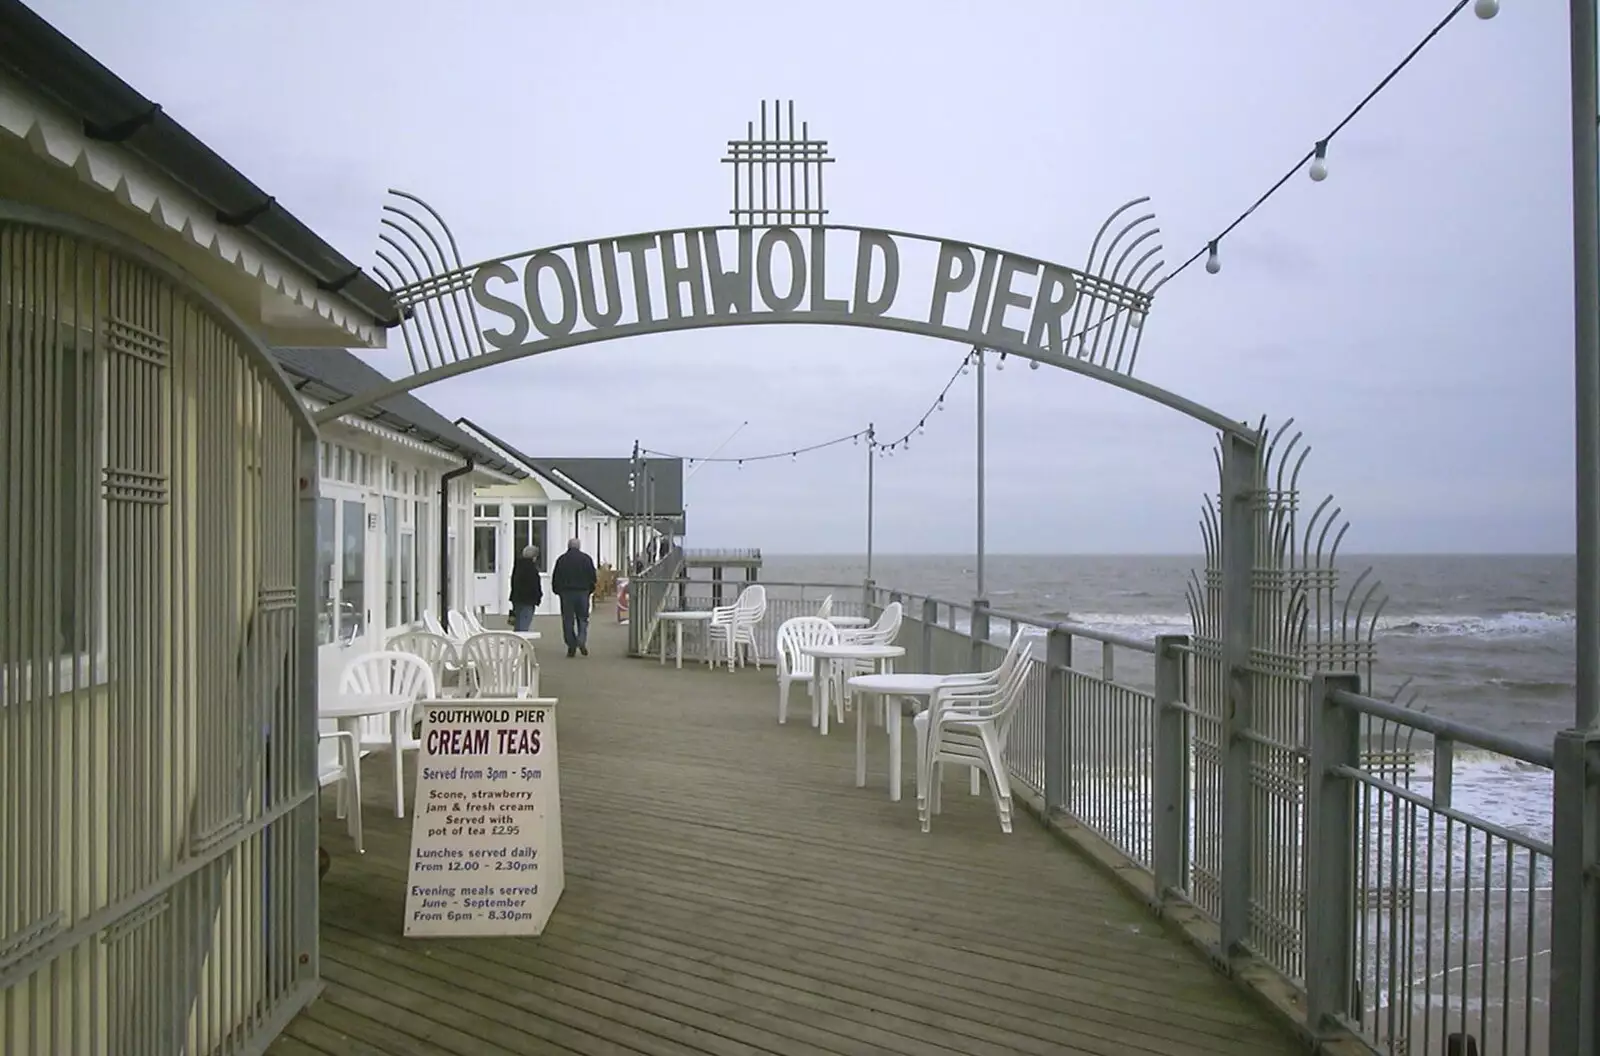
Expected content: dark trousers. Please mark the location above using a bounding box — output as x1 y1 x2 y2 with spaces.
559 591 591 650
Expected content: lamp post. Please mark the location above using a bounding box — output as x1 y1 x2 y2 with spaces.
1551 2 1600 1051
865 423 875 584
975 346 987 600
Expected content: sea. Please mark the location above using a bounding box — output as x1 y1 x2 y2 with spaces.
760 552 1575 840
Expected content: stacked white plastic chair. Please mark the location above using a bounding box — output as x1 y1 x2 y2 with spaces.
462 631 541 697
914 632 1036 834
708 584 767 671
775 616 841 727
389 630 462 698
337 651 437 818
447 609 478 642
816 594 834 620
423 610 464 645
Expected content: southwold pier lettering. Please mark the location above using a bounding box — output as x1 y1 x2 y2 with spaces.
467 226 1089 355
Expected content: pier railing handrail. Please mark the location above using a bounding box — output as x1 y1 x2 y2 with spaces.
1328 684 1556 769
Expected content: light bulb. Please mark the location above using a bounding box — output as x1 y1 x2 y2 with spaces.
1309 141 1328 182
996 355 1005 372
1473 0 1498 17
791 452 796 462
937 398 945 411
1029 358 1040 370
1204 241 1221 275
737 460 744 469
960 363 969 375
1130 310 1144 330
918 422 925 434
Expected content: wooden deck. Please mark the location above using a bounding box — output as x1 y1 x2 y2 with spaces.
270 616 1304 1056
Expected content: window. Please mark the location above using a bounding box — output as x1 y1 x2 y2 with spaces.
1 320 103 696
473 523 499 574
512 503 548 571
415 496 431 617
316 497 336 644
384 495 400 627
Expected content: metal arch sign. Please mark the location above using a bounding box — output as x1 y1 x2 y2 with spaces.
471 226 1099 359
318 101 1245 435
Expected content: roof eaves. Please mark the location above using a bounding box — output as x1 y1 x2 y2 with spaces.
0 0 401 329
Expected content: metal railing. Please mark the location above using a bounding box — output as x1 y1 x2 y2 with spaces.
623 573 1598 1053
623 548 686 656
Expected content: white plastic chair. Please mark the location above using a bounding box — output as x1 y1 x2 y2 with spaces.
708 584 767 671
461 632 541 698
775 617 841 726
837 601 903 717
816 595 834 620
337 651 437 817
914 635 1036 834
389 630 462 697
318 729 364 852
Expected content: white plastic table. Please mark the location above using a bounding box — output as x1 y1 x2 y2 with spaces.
800 642 905 740
657 611 714 668
319 692 413 815
826 615 872 629
512 630 543 641
846 672 952 801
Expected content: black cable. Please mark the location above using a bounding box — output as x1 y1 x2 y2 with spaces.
1164 0 1478 283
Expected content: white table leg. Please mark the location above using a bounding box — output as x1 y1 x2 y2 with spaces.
659 624 666 664
675 621 684 670
887 700 903 802
818 660 831 736
855 689 869 788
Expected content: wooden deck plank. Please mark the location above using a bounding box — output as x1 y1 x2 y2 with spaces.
270 615 1304 1056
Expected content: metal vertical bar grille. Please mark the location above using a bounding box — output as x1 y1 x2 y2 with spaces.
0 214 317 1055
721 100 836 227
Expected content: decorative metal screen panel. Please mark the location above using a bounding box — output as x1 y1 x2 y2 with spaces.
0 215 319 1055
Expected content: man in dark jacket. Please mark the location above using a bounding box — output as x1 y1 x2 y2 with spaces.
550 537 598 657
509 544 543 632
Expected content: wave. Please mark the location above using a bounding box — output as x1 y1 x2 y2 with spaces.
971 610 1575 642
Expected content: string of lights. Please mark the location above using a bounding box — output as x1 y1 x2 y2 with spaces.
638 350 982 467
1168 0 1500 282
639 0 1502 469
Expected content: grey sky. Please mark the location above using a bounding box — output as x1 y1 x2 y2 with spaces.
34 0 1575 553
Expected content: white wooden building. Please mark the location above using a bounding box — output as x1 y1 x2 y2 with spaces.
455 418 622 617
269 350 524 686
0 9 398 1051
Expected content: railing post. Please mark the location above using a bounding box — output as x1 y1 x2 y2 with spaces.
1304 672 1362 1036
1548 728 1600 1054
970 598 991 670
1151 634 1190 900
862 578 874 618
1045 627 1071 814
921 597 938 675
1218 430 1259 958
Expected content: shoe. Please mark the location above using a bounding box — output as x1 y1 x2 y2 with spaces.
579 645 589 656
567 648 576 658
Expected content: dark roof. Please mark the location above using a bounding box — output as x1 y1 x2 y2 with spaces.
0 0 401 329
454 418 619 514
538 457 685 525
270 348 523 478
